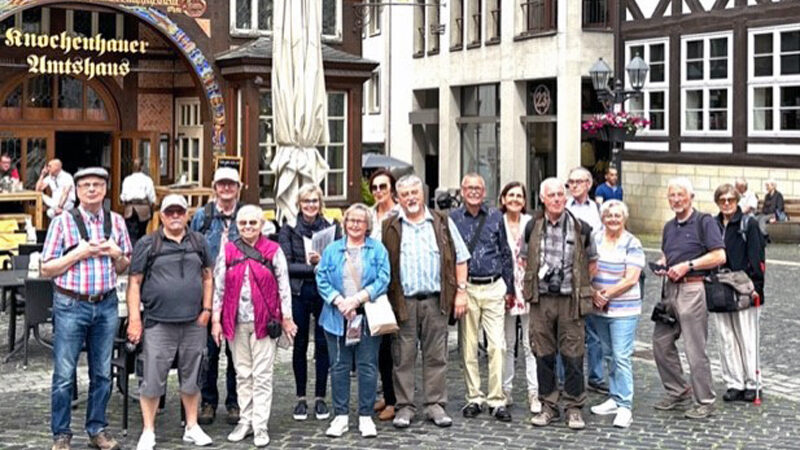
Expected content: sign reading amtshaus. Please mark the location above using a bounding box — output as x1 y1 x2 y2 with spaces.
3 28 149 79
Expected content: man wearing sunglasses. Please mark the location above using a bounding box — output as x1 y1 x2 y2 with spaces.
127 194 215 449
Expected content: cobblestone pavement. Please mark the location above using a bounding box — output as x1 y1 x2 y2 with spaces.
0 245 798 448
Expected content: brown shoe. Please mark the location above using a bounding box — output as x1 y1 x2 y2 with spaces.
378 405 395 421
52 435 71 450
226 405 241 425
374 398 386 412
88 431 120 450
198 403 215 425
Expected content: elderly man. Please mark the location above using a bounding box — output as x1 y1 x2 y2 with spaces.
567 167 606 394
594 167 623 203
735 178 757 215
450 173 514 422
120 159 156 245
36 159 75 218
41 167 131 450
523 177 597 430
652 177 726 419
382 174 469 429
191 167 243 425
127 194 214 449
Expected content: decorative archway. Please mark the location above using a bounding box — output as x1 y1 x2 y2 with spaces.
0 0 227 150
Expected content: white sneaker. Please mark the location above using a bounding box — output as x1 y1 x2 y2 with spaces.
528 392 542 414
227 423 253 442
359 416 377 438
136 430 156 450
613 407 633 428
182 425 213 446
325 415 349 437
590 398 619 416
253 429 270 447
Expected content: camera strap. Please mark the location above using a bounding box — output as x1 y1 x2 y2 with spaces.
467 212 488 255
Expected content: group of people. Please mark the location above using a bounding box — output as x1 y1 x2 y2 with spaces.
39 161 766 450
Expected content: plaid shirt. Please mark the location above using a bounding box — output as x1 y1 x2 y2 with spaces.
42 206 132 295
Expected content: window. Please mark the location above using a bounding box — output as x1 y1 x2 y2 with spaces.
486 0 500 43
681 33 732 135
230 0 341 40
0 8 50 34
467 0 481 46
458 84 500 201
257 91 348 202
66 9 123 39
369 70 380 113
582 0 610 29
450 0 464 49
749 26 800 135
626 39 669 134
414 0 426 56
175 99 203 183
367 0 381 36
429 0 441 53
519 0 556 36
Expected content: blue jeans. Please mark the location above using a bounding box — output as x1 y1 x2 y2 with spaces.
325 322 379 417
51 290 119 437
292 283 329 398
585 315 605 385
592 315 638 409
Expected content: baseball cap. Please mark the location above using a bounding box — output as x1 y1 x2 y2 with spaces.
73 167 109 183
160 194 188 213
213 167 240 186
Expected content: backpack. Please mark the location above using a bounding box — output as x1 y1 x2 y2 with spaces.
227 238 275 275
739 213 769 248
143 228 206 281
199 202 241 235
63 208 112 254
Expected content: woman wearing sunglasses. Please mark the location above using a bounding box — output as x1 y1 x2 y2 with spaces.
211 205 297 447
278 184 341 422
367 169 400 420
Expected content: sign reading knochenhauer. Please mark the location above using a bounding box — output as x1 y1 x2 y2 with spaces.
3 28 150 79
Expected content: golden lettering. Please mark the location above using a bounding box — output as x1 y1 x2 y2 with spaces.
119 60 130 77
4 28 22 47
129 41 139 53
139 41 149 54
72 36 81 52
26 54 40 74
36 34 48 48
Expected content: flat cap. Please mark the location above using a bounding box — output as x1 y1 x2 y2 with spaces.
73 167 109 183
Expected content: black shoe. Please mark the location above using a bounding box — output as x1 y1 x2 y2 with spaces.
743 389 761 402
461 402 483 418
198 403 215 425
293 399 309 421
587 381 609 395
226 405 240 425
315 399 330 420
489 406 512 422
723 388 744 402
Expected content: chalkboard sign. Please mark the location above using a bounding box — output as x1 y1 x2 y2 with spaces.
214 156 242 179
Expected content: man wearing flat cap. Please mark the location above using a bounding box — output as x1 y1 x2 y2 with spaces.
127 194 215 449
41 167 132 450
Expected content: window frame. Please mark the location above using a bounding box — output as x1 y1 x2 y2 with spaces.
0 8 50 34
229 0 342 42
369 69 381 114
680 32 733 136
748 24 800 137
66 9 123 39
625 38 669 136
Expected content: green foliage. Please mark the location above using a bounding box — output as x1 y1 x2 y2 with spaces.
361 177 375 206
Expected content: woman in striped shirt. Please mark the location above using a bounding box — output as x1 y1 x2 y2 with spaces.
587 200 645 429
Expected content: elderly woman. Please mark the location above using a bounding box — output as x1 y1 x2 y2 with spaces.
367 169 400 421
316 203 390 439
278 184 339 421
588 200 644 429
761 179 786 223
713 184 765 403
211 205 297 447
498 181 540 414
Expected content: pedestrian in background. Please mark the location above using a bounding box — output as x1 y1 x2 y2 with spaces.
588 200 644 428
120 159 156 246
316 203 390 438
594 167 623 204
735 178 758 216
36 159 75 218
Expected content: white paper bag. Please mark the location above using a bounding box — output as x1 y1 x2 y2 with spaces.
364 294 399 336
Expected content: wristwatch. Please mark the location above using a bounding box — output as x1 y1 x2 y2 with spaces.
688 260 695 270
457 282 467 291
202 307 212 313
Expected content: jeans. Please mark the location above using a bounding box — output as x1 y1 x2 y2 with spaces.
202 330 237 409
51 290 118 437
585 315 605 385
592 315 638 409
325 321 380 416
292 283 329 398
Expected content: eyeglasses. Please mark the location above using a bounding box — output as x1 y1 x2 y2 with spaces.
215 180 238 189
237 219 260 227
398 189 420 199
300 198 320 205
77 181 106 190
566 179 587 186
371 183 389 192
717 197 737 205
162 208 186 217
346 219 367 226
463 185 483 192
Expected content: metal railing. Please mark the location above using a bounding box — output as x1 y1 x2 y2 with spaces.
520 0 556 35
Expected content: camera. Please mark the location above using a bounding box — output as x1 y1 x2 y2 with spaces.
650 301 677 326
266 319 283 339
544 267 564 294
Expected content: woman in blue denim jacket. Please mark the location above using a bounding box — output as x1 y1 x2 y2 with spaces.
316 203 390 439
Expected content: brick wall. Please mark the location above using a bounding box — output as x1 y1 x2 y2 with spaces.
137 94 172 135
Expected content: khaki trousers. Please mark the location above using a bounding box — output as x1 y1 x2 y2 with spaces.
652 281 715 404
230 322 277 432
460 278 507 408
392 295 448 414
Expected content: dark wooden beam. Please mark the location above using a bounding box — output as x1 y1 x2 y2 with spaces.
712 0 729 10
732 18 746 154
652 0 672 18
626 0 645 21
685 0 706 13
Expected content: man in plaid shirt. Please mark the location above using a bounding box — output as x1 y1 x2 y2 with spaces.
41 167 131 450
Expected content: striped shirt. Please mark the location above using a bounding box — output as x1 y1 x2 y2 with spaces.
591 230 645 317
42 206 132 295
399 208 470 296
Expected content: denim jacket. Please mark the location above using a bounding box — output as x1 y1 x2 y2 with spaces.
189 202 241 262
315 236 390 336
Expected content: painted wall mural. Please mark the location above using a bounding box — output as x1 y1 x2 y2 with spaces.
0 0 226 150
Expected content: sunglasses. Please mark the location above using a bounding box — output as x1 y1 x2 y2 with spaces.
717 197 737 205
371 183 389 192
162 208 186 217
237 219 260 227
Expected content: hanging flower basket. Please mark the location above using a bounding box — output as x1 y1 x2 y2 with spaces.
582 112 650 143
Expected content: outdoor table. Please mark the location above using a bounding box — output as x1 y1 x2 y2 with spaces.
0 190 43 229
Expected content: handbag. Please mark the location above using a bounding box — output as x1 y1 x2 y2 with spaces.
364 294 399 336
703 270 755 313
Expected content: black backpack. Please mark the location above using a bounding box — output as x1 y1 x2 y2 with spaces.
142 228 206 280
64 208 112 254
739 213 769 248
199 202 242 235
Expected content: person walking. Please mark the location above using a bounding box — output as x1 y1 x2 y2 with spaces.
212 205 297 447
316 203 390 438
588 200 645 428
126 194 214 450
42 167 131 450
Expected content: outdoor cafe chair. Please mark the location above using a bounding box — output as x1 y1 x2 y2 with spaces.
21 278 53 368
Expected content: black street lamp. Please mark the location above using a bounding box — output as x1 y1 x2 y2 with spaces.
588 55 649 177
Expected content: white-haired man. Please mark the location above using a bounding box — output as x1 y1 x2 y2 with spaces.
652 177 726 419
734 178 757 215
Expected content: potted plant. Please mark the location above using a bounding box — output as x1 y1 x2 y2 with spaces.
581 111 650 142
